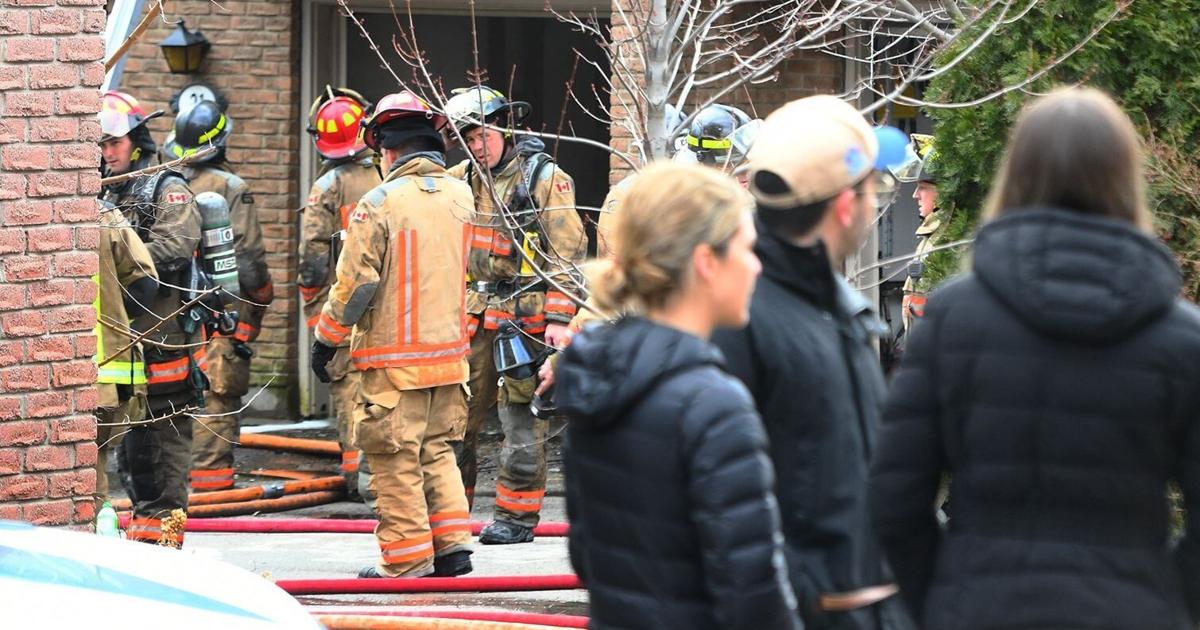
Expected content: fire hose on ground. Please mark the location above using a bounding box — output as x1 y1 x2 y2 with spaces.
313 615 574 630
171 517 568 536
304 608 587 629
237 433 343 457
117 489 345 521
278 574 583 595
110 475 346 511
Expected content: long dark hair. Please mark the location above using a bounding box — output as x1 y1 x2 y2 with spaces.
983 87 1151 231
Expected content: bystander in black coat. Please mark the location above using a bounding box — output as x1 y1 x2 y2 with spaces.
871 209 1200 630
557 316 800 630
711 222 912 630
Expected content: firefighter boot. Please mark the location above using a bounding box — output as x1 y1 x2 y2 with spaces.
479 520 534 545
432 550 474 577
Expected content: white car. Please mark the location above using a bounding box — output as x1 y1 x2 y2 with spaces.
0 520 322 629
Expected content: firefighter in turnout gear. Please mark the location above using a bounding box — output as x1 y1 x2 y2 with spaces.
164 102 274 492
98 90 203 547
892 133 950 334
300 87 382 499
444 86 587 544
93 201 158 508
310 91 475 578
597 105 755 257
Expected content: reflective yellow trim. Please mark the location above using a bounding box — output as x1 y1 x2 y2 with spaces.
197 114 226 144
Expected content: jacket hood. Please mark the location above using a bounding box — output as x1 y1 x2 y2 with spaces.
973 208 1180 343
556 317 725 430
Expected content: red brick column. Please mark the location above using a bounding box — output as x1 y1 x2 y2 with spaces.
0 1 107 527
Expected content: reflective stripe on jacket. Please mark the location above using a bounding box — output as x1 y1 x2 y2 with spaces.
317 156 472 390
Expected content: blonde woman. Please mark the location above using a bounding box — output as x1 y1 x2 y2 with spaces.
555 162 800 629
871 88 1200 629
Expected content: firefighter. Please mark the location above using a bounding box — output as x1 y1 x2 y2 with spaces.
98 90 203 547
299 87 382 499
892 133 949 334
93 201 158 509
443 86 587 545
674 104 758 178
164 101 274 493
309 91 475 578
599 104 759 258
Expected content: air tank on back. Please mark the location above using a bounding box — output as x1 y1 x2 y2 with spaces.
194 191 240 300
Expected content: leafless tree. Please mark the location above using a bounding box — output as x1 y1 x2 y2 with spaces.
549 0 1127 164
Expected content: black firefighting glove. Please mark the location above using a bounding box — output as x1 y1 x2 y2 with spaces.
907 257 925 280
311 340 336 383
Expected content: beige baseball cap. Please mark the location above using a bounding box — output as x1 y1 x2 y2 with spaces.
748 95 879 208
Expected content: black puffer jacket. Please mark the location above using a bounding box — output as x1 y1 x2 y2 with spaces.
871 209 1200 630
556 317 800 630
711 223 912 630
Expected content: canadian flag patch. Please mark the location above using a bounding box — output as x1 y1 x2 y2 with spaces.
555 180 572 194
350 207 369 223
165 192 190 204
307 192 320 205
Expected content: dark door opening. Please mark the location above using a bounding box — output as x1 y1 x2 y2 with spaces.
345 11 612 242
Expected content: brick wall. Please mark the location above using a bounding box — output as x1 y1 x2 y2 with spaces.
608 0 845 183
0 0 108 526
120 0 301 416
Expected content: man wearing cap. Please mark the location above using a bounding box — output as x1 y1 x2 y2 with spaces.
711 95 914 629
309 91 475 579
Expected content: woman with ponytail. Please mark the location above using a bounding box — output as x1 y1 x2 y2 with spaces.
555 162 800 630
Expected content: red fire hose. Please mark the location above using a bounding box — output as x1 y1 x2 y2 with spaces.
278 574 583 595
304 607 587 628
175 517 569 537
314 615 569 630
307 609 588 628
237 433 341 457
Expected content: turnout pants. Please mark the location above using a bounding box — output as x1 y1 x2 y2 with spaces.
329 347 367 497
119 388 196 548
94 393 146 508
358 380 471 577
456 328 547 527
191 337 249 492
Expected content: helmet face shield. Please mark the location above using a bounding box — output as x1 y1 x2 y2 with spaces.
98 109 135 142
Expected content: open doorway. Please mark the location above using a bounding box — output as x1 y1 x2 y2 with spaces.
299 3 612 416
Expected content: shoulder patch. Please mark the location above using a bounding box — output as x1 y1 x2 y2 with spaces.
350 206 370 223
555 179 573 194
165 191 191 205
241 192 254 204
